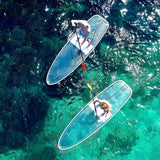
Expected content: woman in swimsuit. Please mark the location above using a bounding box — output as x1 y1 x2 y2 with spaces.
71 20 91 45
94 99 111 123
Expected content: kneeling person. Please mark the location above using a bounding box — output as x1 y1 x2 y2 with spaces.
94 99 111 123
71 19 91 45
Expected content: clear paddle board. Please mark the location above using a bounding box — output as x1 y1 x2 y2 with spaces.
58 80 132 150
46 15 109 85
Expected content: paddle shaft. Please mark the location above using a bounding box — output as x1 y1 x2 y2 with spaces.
75 26 84 62
90 89 98 118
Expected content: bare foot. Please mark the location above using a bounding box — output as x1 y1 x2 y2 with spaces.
87 39 91 47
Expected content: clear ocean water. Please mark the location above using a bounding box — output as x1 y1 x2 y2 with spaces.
0 0 160 159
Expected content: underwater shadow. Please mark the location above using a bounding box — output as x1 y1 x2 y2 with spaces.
0 88 49 153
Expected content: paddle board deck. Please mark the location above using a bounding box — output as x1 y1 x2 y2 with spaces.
58 80 132 150
46 15 109 85
70 35 93 55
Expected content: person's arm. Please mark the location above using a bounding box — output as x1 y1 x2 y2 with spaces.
71 20 84 27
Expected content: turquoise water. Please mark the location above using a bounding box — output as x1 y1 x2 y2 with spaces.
0 0 160 159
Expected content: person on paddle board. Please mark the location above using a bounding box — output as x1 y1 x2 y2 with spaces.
94 99 111 123
71 20 91 45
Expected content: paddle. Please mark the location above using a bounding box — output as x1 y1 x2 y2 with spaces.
87 83 98 118
74 24 86 71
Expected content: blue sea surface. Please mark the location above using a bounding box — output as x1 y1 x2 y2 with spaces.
0 0 160 159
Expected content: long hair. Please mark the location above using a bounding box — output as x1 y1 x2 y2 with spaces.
101 101 111 111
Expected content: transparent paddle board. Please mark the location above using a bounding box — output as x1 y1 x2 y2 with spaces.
46 15 109 85
58 80 132 150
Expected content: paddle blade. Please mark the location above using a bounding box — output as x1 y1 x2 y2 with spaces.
82 62 86 71
87 83 92 91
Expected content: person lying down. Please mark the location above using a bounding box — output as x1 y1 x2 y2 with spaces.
93 99 112 123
